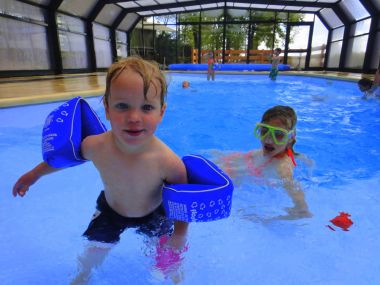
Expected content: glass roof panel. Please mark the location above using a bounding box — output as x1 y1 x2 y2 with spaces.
267 5 285 10
137 11 154 15
317 0 339 3
285 6 303 11
136 0 157 6
118 2 140 8
232 3 250 8
169 7 186 12
156 0 176 3
95 4 122 26
26 0 50 5
301 7 322 12
153 9 170 14
201 4 218 9
339 0 369 21
117 13 139 30
185 5 201 10
320 8 343 28
59 0 98 18
251 4 268 9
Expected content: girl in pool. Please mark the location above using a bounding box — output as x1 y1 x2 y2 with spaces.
218 105 311 219
207 51 216 81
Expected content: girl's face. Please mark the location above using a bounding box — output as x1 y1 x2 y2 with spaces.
260 118 294 158
105 69 166 148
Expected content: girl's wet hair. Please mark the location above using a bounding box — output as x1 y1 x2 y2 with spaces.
358 78 373 91
103 56 167 107
261 105 297 153
261 105 297 130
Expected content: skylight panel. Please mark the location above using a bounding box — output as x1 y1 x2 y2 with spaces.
118 2 140 9
153 9 170 14
233 3 251 8
135 0 157 6
285 6 303 11
301 7 322 12
267 5 285 10
201 4 218 9
137 10 154 15
320 8 343 28
156 0 176 4
169 7 185 12
340 0 369 21
251 4 268 9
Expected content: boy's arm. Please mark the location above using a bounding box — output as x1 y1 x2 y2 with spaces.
164 155 189 249
12 162 61 197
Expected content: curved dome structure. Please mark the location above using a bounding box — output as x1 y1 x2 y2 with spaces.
0 0 379 76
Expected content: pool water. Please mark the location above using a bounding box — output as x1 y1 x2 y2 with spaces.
1 74 380 285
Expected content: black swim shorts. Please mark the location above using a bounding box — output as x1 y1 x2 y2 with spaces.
83 191 173 243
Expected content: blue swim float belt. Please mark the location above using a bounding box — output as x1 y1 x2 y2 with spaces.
42 97 234 222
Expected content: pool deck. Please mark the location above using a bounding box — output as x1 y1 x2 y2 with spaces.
0 70 372 108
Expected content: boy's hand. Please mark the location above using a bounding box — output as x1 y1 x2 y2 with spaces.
12 171 39 197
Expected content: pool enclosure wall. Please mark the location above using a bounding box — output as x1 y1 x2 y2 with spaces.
0 0 379 77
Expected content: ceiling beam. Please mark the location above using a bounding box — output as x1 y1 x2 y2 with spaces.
108 0 333 14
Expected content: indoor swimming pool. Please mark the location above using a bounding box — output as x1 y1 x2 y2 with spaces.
1 73 379 285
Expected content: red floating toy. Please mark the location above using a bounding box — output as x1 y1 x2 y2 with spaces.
327 212 353 231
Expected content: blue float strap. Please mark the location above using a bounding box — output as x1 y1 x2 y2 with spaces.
162 154 234 223
42 96 107 168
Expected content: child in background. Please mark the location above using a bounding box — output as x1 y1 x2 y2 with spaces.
207 51 216 81
182 80 190 88
269 48 282 81
218 105 311 220
358 69 380 99
12 56 188 283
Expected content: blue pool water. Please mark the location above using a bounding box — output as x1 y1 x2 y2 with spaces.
1 74 380 284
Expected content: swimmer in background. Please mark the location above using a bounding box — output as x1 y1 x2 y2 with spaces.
216 105 312 220
268 48 282 81
182 80 190 88
207 51 216 81
358 69 380 99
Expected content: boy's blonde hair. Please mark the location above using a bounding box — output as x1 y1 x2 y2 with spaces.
104 56 167 107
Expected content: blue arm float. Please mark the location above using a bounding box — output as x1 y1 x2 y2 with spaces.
162 155 234 222
42 96 107 168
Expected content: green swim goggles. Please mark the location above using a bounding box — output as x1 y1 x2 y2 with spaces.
254 123 295 145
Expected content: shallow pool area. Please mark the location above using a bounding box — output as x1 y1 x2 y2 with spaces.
1 74 380 285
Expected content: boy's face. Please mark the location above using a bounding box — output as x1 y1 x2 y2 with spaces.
260 118 294 158
105 69 166 146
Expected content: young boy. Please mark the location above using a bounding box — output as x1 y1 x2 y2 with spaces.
12 56 188 283
358 69 380 99
269 48 282 81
